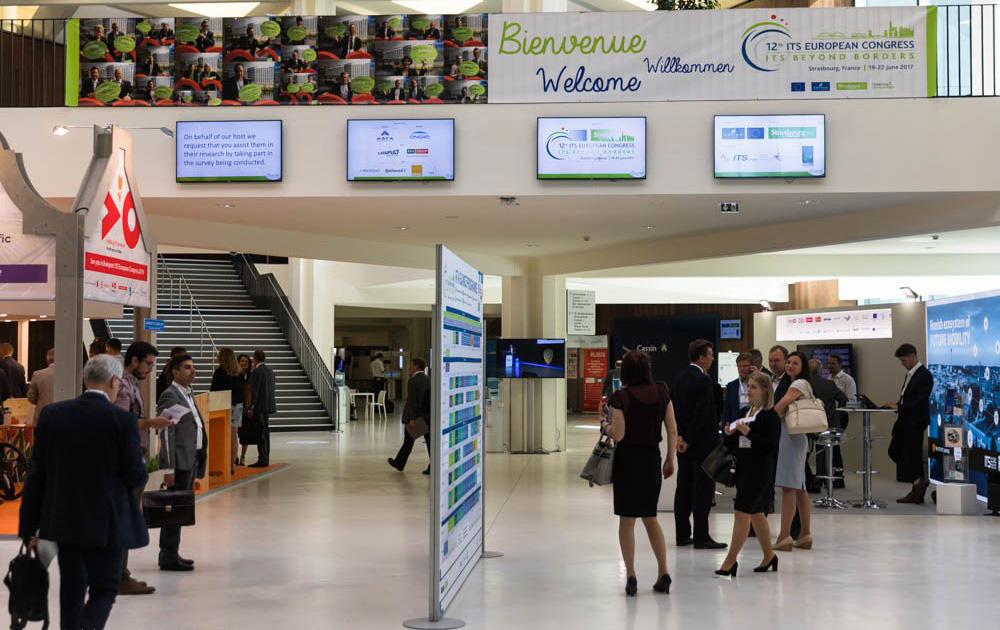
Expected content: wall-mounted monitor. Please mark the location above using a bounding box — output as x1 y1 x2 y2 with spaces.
720 319 742 340
796 343 856 382
176 120 282 183
347 119 455 181
537 117 646 180
714 114 825 178
497 338 566 378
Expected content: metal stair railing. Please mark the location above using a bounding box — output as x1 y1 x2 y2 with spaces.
231 253 335 427
156 254 218 359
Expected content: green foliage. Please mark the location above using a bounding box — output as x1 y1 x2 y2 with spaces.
652 0 720 10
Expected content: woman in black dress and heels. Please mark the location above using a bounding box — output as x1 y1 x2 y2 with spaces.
601 350 677 597
716 371 781 577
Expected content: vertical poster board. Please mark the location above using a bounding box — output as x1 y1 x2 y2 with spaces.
432 245 484 620
566 289 596 336
582 347 608 413
0 145 56 300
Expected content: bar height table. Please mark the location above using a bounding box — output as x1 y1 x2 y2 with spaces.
837 408 897 510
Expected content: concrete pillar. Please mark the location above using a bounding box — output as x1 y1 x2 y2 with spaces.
502 0 568 12
289 0 338 15
501 260 567 453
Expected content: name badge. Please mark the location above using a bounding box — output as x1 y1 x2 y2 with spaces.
739 436 751 449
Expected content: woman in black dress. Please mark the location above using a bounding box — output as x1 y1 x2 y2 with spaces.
716 371 781 577
210 348 244 473
236 353 258 465
601 350 677 597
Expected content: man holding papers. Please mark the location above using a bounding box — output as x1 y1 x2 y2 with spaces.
156 353 206 572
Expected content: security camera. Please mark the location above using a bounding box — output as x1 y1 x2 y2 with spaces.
583 235 591 242
932 235 940 241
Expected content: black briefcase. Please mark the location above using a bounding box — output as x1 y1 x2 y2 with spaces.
142 490 196 529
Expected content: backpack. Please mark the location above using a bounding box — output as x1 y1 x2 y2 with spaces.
3 544 49 630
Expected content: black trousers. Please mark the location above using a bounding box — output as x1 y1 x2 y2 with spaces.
159 449 204 562
394 427 430 469
674 451 715 543
373 377 385 399
120 485 145 580
58 543 122 630
258 413 271 464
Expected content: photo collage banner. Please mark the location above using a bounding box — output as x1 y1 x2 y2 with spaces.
74 14 488 106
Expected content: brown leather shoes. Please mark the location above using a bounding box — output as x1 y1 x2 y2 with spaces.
118 577 155 595
896 491 918 504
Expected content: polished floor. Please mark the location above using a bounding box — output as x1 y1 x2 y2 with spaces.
3 415 996 630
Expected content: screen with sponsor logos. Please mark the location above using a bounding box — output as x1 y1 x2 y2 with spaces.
714 114 825 178
926 290 1000 498
776 308 892 342
346 118 455 181
176 120 282 182
537 117 646 180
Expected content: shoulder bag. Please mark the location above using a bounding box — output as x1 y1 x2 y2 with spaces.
701 442 736 487
785 382 829 435
580 434 615 487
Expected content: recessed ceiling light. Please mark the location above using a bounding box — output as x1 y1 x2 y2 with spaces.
797 200 814 205
445 215 459 219
217 203 236 209
643 225 656 230
394 226 410 231
39 315 47 318
0 314 6 317
526 244 540 248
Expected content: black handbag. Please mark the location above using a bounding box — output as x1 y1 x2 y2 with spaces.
701 442 736 487
142 490 196 529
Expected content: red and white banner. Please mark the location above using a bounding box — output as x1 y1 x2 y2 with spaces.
83 147 151 307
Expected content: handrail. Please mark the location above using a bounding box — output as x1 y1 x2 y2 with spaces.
156 254 218 359
231 254 335 426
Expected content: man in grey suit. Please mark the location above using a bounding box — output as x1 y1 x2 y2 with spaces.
248 349 276 468
156 353 205 572
27 348 56 417
388 358 431 474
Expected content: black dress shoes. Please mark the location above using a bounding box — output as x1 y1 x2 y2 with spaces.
694 539 728 550
178 556 195 567
247 461 269 468
676 539 694 547
388 458 404 471
422 467 430 475
159 561 194 572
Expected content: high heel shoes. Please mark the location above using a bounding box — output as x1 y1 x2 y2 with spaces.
793 534 814 550
625 576 637 597
774 536 794 551
653 574 672 594
714 562 738 577
754 555 778 573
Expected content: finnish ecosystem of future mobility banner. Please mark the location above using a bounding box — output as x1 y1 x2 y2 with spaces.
490 7 937 103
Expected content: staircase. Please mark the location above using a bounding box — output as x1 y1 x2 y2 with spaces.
105 257 331 430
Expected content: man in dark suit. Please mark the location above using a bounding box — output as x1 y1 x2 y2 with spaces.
388 358 431 474
80 66 103 99
672 340 726 549
769 345 791 401
156 354 206 571
283 51 308 73
248 350 276 467
331 71 353 101
388 79 407 101
722 352 753 427
19 354 149 630
222 63 249 101
0 342 27 398
425 22 442 40
376 21 393 39
110 67 133 101
339 24 363 57
883 343 933 503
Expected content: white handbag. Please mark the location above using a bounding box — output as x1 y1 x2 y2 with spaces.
785 382 829 435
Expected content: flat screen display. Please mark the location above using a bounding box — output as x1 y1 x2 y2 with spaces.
796 343 856 382
347 119 455 181
720 319 742 340
176 120 282 183
497 339 566 379
537 117 646 180
714 115 825 178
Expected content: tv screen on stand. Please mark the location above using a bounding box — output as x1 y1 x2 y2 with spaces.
497 339 566 379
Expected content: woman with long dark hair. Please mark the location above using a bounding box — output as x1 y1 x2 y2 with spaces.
211 348 243 473
236 353 258 466
716 371 781 576
773 351 815 551
601 350 677 596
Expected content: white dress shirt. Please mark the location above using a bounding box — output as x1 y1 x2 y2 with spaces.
172 382 204 450
901 362 923 397
371 358 386 378
831 370 858 402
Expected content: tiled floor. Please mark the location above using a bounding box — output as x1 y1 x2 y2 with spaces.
3 416 995 630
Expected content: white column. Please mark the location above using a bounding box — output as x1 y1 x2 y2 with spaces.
289 0 338 15
502 0 568 12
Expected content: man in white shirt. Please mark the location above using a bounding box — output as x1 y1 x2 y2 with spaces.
371 352 386 401
826 353 857 489
156 353 205 572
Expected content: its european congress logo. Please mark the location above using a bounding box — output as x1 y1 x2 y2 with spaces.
742 15 791 72
545 127 636 161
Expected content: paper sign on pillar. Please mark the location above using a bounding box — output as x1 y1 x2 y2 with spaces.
79 143 152 308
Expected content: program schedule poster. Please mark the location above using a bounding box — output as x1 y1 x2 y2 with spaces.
434 245 484 616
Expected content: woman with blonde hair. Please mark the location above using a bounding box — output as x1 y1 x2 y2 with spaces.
716 371 781 576
210 348 243 473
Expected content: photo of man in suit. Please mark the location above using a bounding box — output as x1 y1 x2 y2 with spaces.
81 66 103 99
19 354 149 630
156 354 206 572
387 79 407 101
388 358 431 474
425 21 441 40
248 350 276 468
472 47 486 76
331 71 353 101
283 50 308 73
883 343 934 503
376 21 394 40
340 24 363 57
672 339 726 549
195 20 215 52
110 67 133 101
222 63 249 100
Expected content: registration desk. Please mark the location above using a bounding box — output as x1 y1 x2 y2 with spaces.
194 391 232 492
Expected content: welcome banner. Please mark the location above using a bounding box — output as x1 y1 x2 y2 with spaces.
491 7 936 103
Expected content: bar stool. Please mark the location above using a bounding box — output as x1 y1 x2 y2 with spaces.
814 429 850 509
